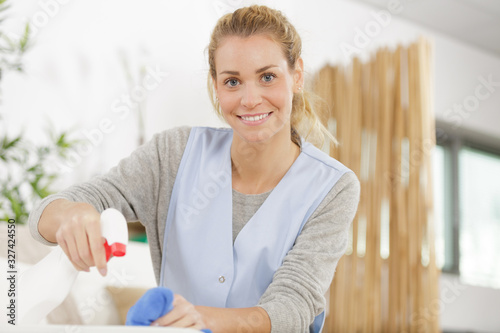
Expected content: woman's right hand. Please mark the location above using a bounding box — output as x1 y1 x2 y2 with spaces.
39 199 108 276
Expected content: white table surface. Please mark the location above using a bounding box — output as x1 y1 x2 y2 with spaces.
0 325 202 332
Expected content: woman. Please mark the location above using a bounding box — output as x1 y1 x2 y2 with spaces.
29 5 360 333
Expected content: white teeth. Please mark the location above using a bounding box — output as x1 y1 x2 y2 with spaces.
241 113 270 122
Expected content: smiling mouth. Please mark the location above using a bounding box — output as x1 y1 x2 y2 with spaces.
237 112 273 122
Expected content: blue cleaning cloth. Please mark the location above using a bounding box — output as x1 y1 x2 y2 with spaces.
126 287 212 333
126 287 174 326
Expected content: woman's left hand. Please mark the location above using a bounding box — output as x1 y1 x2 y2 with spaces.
151 294 207 329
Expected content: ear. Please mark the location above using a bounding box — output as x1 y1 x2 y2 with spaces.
293 57 305 93
210 75 219 101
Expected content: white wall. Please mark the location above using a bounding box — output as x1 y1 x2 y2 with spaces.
2 0 500 331
3 0 500 181
440 273 500 333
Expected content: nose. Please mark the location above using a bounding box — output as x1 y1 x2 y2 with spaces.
240 83 262 109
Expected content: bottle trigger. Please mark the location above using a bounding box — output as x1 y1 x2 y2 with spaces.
103 239 112 262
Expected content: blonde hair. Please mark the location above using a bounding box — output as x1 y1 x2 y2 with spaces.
207 5 335 148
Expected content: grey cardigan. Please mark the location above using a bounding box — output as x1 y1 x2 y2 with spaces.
28 126 360 333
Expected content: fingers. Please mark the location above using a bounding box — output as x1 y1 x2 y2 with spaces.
56 221 89 272
151 295 205 329
58 238 88 272
87 219 107 276
158 315 202 329
74 220 95 269
55 204 104 274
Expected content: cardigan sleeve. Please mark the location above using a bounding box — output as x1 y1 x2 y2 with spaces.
257 171 360 333
27 126 191 249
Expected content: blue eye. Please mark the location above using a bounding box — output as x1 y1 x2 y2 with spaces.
262 73 276 83
225 79 239 87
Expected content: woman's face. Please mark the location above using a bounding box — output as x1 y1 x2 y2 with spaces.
214 35 303 144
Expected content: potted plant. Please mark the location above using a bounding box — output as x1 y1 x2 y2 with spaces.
0 0 78 223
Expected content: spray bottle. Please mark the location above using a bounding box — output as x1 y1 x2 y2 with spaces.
18 208 128 324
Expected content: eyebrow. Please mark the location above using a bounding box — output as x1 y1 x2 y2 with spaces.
219 65 278 76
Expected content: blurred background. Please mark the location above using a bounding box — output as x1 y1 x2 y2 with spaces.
1 0 499 332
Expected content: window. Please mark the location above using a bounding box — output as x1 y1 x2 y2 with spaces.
459 147 500 288
433 122 500 289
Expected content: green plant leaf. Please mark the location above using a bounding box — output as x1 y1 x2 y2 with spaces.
38 186 52 198
1 126 80 224
3 33 16 49
4 189 24 222
56 132 68 147
26 165 36 173
1 135 21 150
0 2 10 12
19 24 30 52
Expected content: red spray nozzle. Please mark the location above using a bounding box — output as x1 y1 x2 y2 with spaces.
100 208 128 262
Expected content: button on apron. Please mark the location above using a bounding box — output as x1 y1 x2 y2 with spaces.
219 276 225 283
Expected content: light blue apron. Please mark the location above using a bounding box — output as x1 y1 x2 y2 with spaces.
159 127 350 332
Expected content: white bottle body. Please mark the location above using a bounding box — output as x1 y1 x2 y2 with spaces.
18 247 78 324
18 208 128 324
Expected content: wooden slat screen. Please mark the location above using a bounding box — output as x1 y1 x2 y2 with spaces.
314 38 440 333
